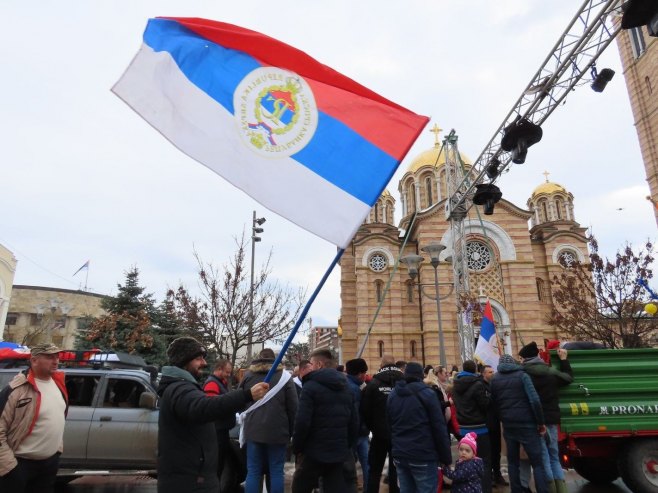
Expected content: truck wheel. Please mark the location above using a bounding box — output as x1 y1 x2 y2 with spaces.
572 457 619 484
619 439 658 493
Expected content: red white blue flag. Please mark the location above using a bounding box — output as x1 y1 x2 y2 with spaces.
73 260 90 277
474 300 500 368
112 18 429 248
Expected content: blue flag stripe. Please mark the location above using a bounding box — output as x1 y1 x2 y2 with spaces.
143 19 398 206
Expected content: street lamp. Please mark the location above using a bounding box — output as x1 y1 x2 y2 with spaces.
248 211 266 362
400 242 453 368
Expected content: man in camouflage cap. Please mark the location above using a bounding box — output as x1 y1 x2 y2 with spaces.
0 343 69 492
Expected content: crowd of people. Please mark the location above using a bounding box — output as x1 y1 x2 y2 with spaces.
0 337 574 493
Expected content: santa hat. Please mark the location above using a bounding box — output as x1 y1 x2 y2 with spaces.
459 432 478 455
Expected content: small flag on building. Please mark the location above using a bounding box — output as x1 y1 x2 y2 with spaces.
73 260 90 277
113 17 429 248
474 299 500 368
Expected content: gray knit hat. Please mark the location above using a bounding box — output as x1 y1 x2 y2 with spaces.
166 337 207 368
499 354 516 366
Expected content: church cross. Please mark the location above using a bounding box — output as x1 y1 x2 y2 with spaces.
429 123 442 145
542 170 550 183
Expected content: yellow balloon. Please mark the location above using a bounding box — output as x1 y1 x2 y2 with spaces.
645 303 657 315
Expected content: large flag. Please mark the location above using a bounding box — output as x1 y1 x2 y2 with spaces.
113 18 429 248
474 300 500 368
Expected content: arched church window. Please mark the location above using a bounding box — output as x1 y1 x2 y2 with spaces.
375 280 384 302
558 249 578 268
406 280 414 303
466 241 492 272
368 253 388 273
555 199 563 220
374 203 380 223
408 183 415 211
410 340 417 358
540 200 549 222
425 176 433 207
378 340 384 358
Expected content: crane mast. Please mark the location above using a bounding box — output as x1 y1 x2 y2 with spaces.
445 0 623 359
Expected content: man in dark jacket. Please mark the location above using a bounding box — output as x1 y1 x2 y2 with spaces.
292 349 358 493
490 354 548 493
361 354 403 493
239 348 298 493
520 342 573 493
452 359 492 493
387 362 452 493
157 337 268 493
345 358 369 491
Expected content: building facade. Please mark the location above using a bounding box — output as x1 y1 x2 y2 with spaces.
308 325 342 362
340 133 589 370
615 24 657 224
0 244 18 337
3 285 106 348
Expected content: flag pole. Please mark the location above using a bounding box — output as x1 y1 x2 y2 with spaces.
264 248 345 383
84 264 89 292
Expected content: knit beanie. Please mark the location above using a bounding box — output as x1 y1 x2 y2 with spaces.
519 341 539 359
404 362 424 381
345 358 368 375
498 354 516 370
167 337 207 368
459 432 478 455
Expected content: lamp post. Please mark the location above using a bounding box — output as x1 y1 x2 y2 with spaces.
400 242 452 368
248 211 266 362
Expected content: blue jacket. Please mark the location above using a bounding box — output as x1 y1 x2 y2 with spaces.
442 458 484 493
292 368 358 463
386 379 452 465
490 361 544 428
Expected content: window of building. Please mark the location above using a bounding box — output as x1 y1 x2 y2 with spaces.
375 280 384 303
555 199 563 220
374 202 380 223
630 27 647 59
558 250 578 268
536 278 547 302
466 241 492 271
5 313 18 325
368 253 388 273
425 176 433 206
410 340 417 358
406 281 414 303
66 375 100 407
378 341 384 358
541 200 549 222
408 183 416 211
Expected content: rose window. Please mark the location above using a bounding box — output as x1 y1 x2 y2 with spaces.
466 241 492 271
558 250 578 268
368 253 388 272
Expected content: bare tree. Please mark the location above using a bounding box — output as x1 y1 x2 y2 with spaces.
168 234 306 367
548 237 656 348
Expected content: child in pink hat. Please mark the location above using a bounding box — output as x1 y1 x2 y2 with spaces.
441 432 484 493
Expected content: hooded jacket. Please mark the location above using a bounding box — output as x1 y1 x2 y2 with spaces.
292 368 357 463
386 379 452 465
522 356 573 424
156 366 252 493
360 365 404 439
490 361 544 429
238 358 298 444
451 371 490 432
0 369 68 476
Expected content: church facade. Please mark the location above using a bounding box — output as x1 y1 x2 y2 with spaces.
339 132 589 370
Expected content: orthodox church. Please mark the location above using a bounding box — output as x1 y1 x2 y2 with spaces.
339 127 589 370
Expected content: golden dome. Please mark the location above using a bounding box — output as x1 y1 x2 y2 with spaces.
381 189 392 198
406 144 471 174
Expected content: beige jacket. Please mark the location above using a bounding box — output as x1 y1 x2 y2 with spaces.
0 370 68 476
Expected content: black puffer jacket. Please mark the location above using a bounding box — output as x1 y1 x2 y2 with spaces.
292 368 358 463
490 361 544 429
239 358 298 444
452 371 490 429
157 366 252 493
361 366 404 439
523 356 573 424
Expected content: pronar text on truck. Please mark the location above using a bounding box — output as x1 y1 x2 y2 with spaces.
556 348 658 493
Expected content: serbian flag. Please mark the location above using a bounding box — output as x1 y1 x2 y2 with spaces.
112 18 428 248
73 260 90 276
474 300 500 368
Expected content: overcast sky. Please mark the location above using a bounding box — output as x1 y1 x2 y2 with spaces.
1 1 655 336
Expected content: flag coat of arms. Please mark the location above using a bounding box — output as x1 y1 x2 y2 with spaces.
113 17 429 248
474 300 500 368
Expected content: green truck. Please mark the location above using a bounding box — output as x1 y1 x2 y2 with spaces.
556 348 658 493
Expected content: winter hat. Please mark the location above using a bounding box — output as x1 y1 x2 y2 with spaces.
31 343 62 356
404 362 424 381
519 341 539 359
346 358 368 375
167 337 207 368
498 354 516 368
459 432 478 455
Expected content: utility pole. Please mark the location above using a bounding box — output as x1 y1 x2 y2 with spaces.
248 210 266 362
